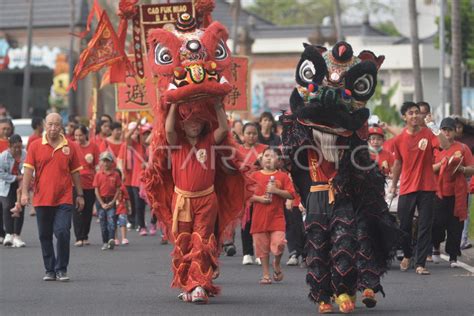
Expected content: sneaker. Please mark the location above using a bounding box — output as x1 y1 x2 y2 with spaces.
286 254 299 266
126 222 132 231
43 272 56 281
139 228 148 236
224 243 236 256
396 249 404 261
191 286 208 304
335 293 355 313
107 239 115 250
361 288 377 308
149 224 157 236
121 238 129 245
450 260 460 268
432 254 441 264
3 234 13 247
56 271 70 282
242 254 254 265
461 242 472 250
178 292 192 302
318 301 333 314
114 239 120 246
255 257 262 265
12 236 26 248
101 243 108 251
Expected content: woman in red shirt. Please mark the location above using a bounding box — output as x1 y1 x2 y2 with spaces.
250 147 295 284
73 125 100 246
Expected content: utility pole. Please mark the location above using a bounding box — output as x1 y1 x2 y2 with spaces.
231 0 241 54
69 0 76 116
333 0 344 41
451 0 462 115
439 0 446 117
408 0 424 102
21 0 34 118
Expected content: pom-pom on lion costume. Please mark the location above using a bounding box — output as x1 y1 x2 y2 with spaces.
143 0 253 300
281 41 401 313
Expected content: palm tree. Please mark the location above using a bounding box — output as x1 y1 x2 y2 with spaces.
408 0 423 102
451 0 462 115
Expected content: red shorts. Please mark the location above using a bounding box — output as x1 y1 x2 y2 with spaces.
252 231 286 258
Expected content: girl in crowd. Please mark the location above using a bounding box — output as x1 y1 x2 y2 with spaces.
92 120 112 150
249 147 295 284
73 125 100 246
0 134 26 247
99 122 123 162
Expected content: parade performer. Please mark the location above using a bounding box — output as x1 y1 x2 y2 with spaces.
143 1 252 304
281 41 400 313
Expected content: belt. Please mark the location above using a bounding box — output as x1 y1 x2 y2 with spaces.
172 185 215 234
310 180 335 205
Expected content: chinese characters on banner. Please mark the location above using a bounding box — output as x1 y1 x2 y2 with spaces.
132 2 194 78
115 55 151 112
224 56 249 112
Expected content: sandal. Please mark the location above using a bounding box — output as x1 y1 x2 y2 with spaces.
273 270 284 282
259 276 272 285
415 266 430 275
400 258 410 272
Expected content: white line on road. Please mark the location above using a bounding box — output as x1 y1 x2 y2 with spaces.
440 254 474 273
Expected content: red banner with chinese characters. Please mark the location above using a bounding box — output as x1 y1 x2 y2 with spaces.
115 55 151 112
223 56 249 112
132 2 194 78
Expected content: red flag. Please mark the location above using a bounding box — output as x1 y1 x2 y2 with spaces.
68 11 126 91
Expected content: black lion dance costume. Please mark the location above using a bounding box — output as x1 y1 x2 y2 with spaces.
281 41 401 314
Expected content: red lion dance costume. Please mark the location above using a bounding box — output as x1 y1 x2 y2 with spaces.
143 0 252 304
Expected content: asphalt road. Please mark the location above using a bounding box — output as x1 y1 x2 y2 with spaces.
1 211 473 316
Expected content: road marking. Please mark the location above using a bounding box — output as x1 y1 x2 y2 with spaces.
440 254 474 273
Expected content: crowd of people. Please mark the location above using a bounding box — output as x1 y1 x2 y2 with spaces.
0 102 472 300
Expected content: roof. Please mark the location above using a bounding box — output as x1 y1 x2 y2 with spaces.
251 22 388 39
392 33 437 45
0 0 89 30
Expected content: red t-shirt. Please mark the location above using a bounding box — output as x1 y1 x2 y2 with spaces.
171 133 215 192
116 185 129 215
250 170 295 234
383 137 395 155
370 148 394 176
93 169 122 198
27 133 42 151
238 143 267 167
24 135 82 207
75 142 100 190
0 139 8 153
118 140 145 187
393 127 439 195
435 141 473 196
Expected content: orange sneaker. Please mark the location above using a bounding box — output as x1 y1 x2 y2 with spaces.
362 288 377 308
318 302 333 314
335 293 355 314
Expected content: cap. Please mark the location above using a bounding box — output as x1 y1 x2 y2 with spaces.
368 126 384 137
440 117 456 130
99 151 114 161
140 123 153 134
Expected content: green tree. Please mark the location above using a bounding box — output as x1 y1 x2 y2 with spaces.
247 0 334 25
367 82 402 126
436 0 474 70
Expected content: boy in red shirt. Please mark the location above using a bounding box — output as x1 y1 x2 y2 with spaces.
93 152 121 251
165 101 229 304
432 117 474 267
390 102 449 275
368 125 393 176
250 147 295 284
114 170 130 246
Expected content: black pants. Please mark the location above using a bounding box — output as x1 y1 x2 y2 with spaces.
432 195 464 261
305 191 358 303
1 183 24 235
285 206 305 258
126 186 136 226
72 189 95 241
241 206 254 256
131 186 146 229
397 191 434 268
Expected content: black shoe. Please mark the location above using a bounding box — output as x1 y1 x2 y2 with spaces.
461 242 472 250
56 272 70 282
224 244 236 256
43 272 56 281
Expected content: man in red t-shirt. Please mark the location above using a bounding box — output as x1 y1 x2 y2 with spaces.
431 117 474 267
20 113 84 282
390 102 449 275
